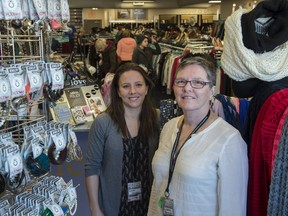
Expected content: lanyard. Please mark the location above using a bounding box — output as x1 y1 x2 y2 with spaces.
164 110 210 198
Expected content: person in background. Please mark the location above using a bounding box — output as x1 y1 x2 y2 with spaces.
85 63 160 216
77 27 91 58
62 22 77 54
95 38 117 80
132 34 161 79
148 56 248 216
87 27 99 68
116 29 137 64
115 25 124 44
134 24 145 36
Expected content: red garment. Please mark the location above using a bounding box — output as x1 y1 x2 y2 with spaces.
169 49 189 89
272 106 288 166
104 39 115 52
247 88 288 216
169 55 182 89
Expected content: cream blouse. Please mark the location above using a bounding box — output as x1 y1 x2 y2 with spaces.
148 117 248 216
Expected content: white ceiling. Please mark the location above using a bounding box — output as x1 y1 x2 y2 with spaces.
67 0 212 9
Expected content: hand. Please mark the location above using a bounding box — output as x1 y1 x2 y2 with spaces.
151 36 157 44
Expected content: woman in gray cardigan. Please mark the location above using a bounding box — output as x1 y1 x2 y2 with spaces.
85 63 160 216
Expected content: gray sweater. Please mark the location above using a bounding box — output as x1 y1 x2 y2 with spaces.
85 112 159 216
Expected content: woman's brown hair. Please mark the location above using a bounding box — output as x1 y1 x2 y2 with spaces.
106 62 159 143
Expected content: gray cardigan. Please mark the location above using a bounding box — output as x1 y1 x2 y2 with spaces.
85 112 159 216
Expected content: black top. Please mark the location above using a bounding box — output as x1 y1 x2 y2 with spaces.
119 136 150 216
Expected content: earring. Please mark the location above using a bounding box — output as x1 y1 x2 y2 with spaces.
210 96 215 109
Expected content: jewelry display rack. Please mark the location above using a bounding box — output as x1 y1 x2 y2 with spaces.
0 25 79 215
0 24 46 128
0 36 43 63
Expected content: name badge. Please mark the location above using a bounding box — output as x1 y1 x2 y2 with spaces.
127 181 142 202
162 197 174 216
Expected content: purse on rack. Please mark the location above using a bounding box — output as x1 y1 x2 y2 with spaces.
50 19 62 30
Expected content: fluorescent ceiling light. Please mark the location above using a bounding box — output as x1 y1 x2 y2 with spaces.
122 0 154 2
208 0 221 3
133 2 145 5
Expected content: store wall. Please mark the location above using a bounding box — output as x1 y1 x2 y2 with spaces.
82 6 220 28
82 9 106 29
81 1 263 28
148 5 219 17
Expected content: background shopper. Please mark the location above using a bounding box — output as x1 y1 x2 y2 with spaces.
95 38 118 80
132 34 161 80
116 29 137 64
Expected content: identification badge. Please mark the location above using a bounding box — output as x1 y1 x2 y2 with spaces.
127 181 142 202
162 197 174 216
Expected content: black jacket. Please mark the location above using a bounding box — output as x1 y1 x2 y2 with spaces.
100 44 117 77
132 43 161 71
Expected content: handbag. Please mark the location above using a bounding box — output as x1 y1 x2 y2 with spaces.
50 18 62 30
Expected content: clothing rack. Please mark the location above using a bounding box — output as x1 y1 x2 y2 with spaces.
159 42 184 51
159 41 214 53
185 40 214 48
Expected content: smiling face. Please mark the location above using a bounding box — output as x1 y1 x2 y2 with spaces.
173 64 215 114
118 70 148 112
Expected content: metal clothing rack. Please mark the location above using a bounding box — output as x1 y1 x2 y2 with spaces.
159 41 215 54
159 42 184 51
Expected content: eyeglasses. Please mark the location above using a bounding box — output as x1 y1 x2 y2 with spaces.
174 79 211 89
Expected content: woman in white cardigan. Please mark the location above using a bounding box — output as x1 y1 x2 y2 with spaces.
148 55 248 216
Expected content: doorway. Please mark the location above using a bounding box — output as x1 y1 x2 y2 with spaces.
84 19 102 33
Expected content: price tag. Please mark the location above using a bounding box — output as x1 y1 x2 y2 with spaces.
8 154 23 177
47 204 64 216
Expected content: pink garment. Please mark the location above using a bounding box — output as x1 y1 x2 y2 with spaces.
211 99 225 120
101 73 115 107
231 97 240 113
116 37 137 61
